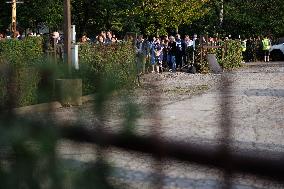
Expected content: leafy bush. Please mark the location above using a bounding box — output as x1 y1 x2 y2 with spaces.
0 67 40 108
0 38 43 108
78 43 137 95
219 40 243 70
0 39 138 107
195 40 243 73
0 37 43 66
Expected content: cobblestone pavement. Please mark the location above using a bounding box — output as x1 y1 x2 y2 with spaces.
33 62 284 188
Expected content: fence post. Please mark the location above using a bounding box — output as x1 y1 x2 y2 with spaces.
200 36 203 66
54 38 57 64
222 46 225 60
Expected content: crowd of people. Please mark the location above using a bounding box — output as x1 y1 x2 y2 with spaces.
81 31 274 74
241 36 272 63
79 31 118 45
134 34 200 74
77 31 202 74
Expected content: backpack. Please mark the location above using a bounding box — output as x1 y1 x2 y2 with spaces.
187 64 196 74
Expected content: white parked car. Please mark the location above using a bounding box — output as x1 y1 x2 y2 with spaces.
269 40 284 61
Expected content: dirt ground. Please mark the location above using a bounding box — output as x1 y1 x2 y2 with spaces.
31 62 284 189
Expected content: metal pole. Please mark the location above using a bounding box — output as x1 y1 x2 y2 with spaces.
64 0 72 69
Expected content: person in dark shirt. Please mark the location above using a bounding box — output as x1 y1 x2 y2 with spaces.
175 34 185 70
168 36 177 72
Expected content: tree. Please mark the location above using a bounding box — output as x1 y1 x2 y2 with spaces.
132 0 210 36
0 0 11 32
17 0 63 32
71 0 137 38
224 0 284 37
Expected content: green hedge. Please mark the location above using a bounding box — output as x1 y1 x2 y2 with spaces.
0 68 39 108
0 39 137 107
219 40 243 70
0 37 43 66
195 40 243 73
78 42 137 95
0 37 43 108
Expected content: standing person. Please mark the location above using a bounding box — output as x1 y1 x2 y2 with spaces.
246 37 253 62
105 31 112 44
262 35 271 62
150 38 162 73
175 34 185 70
5 29 11 39
0 33 4 40
111 36 117 43
13 31 22 40
184 35 193 65
256 36 263 61
241 38 247 63
100 31 107 43
96 34 105 45
162 39 169 70
168 36 177 72
153 38 163 73
192 34 199 65
135 35 148 74
80 33 90 43
52 31 60 44
150 36 157 70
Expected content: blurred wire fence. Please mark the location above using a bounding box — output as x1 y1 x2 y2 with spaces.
1 64 284 189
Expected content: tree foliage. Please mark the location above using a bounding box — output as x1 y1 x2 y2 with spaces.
132 0 209 35
1 0 284 38
224 0 284 37
17 0 63 31
189 0 284 38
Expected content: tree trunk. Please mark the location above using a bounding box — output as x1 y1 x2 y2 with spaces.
219 0 224 27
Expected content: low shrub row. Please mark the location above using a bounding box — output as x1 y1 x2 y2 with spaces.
0 38 137 108
0 37 43 108
78 42 137 94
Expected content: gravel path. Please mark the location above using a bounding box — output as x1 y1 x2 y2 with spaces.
32 62 284 188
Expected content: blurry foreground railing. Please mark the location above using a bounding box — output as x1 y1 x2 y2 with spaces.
60 125 284 182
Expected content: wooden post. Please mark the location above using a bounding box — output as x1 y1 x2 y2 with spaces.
200 35 203 66
54 38 58 64
11 0 16 35
6 0 23 38
222 45 225 60
64 0 72 71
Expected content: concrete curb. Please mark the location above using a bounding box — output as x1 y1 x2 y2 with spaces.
13 94 96 115
13 101 62 115
81 94 95 103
